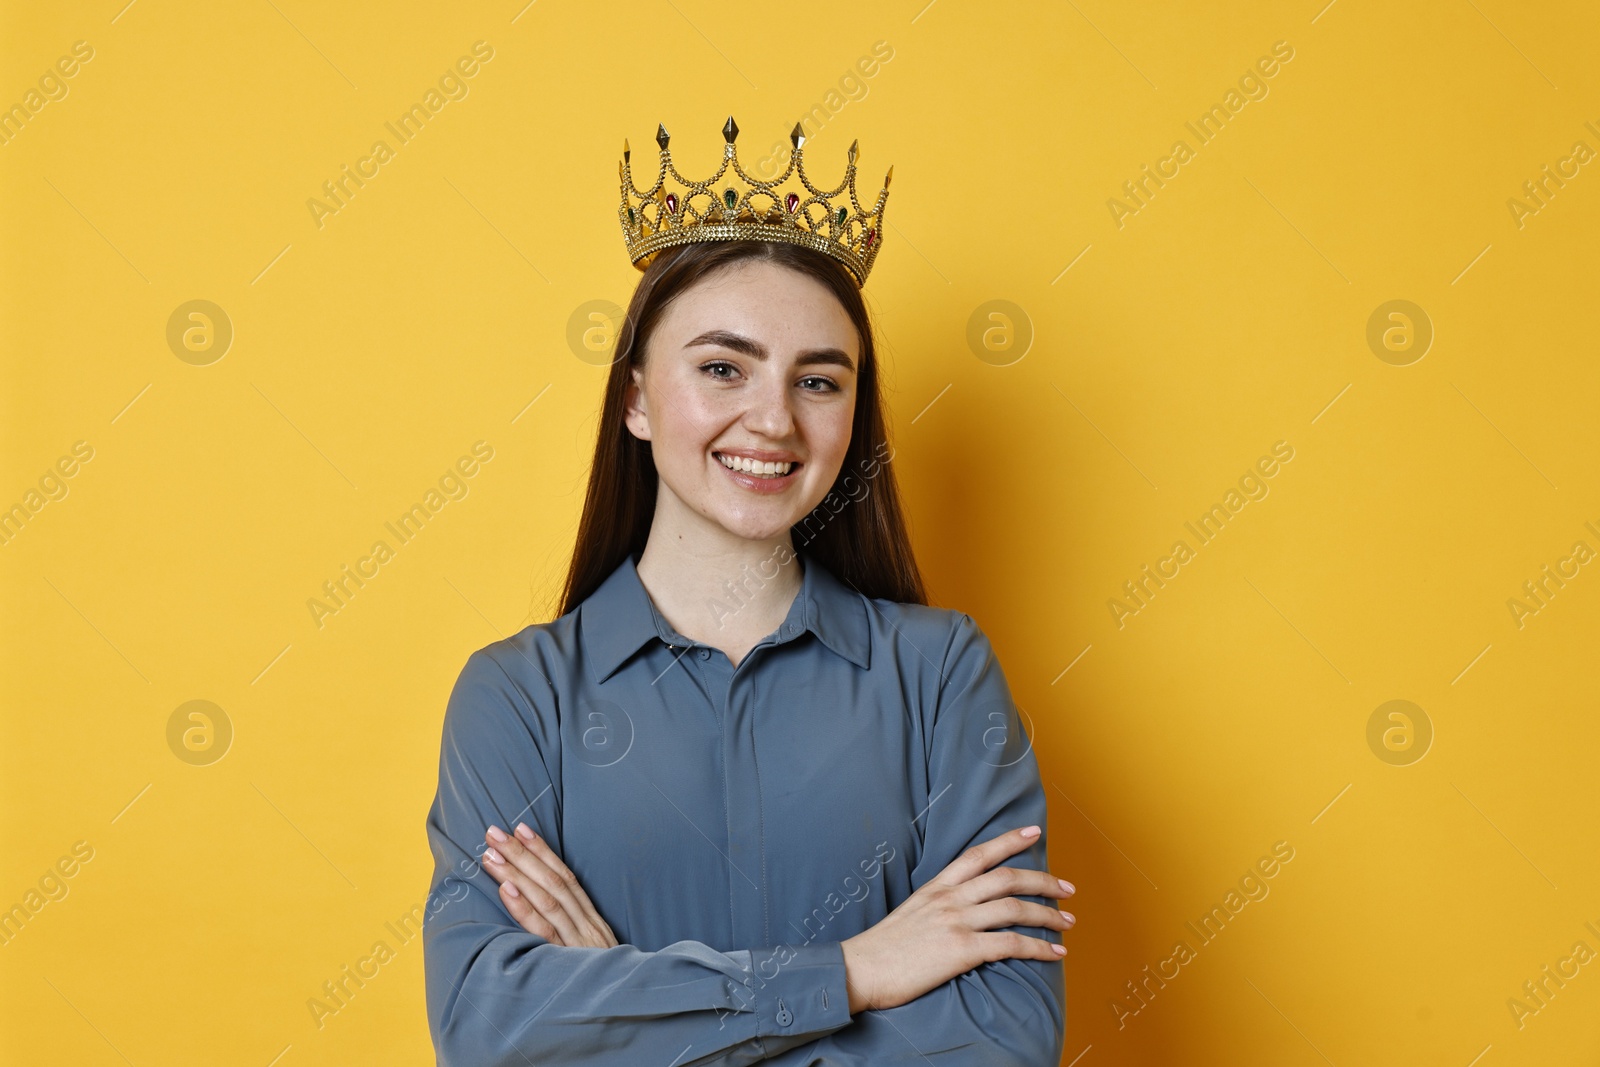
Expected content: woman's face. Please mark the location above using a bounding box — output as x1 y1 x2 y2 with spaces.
624 257 860 545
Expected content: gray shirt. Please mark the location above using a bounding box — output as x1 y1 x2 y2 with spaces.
422 547 1065 1065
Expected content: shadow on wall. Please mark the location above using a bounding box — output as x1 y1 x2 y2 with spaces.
910 391 1179 1065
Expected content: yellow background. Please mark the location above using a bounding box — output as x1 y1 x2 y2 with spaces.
3 1 1597 1063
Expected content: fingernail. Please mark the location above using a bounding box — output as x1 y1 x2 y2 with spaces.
484 847 504 864
487 826 508 843
505 882 520 898
515 823 535 842
1058 879 1075 895
1020 825 1041 838
1052 943 1066 956
1063 913 1076 927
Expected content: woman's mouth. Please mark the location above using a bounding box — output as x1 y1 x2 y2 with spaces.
713 452 802 492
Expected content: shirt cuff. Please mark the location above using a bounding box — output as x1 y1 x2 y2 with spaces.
745 940 854 1040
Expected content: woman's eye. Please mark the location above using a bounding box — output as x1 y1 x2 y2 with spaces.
699 362 839 393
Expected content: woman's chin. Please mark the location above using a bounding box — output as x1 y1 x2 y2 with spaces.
702 503 808 544
712 518 799 543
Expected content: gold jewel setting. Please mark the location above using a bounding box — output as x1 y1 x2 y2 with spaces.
619 116 891 287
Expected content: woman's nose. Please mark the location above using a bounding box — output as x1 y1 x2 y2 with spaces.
743 378 797 436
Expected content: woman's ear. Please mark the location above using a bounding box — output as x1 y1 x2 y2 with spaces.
622 365 652 442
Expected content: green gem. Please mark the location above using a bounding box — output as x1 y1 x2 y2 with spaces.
627 207 635 223
835 207 847 226
724 188 738 209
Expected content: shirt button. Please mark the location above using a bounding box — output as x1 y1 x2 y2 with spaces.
775 1002 792 1026
698 649 711 660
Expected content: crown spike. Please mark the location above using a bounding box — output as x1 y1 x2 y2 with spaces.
790 122 805 150
656 123 670 151
847 139 858 165
885 165 893 187
622 138 630 164
723 115 739 143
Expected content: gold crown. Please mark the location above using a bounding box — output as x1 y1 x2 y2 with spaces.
618 116 892 287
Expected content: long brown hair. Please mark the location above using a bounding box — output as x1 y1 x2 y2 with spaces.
555 239 928 618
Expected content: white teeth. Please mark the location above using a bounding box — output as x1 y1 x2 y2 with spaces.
717 453 794 477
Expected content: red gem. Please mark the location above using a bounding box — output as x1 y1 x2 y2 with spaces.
784 193 799 212
665 193 678 213
865 228 876 249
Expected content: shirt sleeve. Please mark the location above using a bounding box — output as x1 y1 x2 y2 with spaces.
763 612 1068 1066
422 647 856 1067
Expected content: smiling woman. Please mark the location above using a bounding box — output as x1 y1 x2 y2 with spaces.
421 122 1071 1067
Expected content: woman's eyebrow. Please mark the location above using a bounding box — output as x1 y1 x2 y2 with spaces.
684 329 856 372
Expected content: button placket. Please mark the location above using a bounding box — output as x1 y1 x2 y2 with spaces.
706 648 771 949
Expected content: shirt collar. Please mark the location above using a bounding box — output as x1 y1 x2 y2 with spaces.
578 547 872 684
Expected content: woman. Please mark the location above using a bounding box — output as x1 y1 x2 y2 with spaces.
422 123 1073 1065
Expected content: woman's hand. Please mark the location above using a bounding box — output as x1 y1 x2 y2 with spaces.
481 823 619 948
839 825 1074 1013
